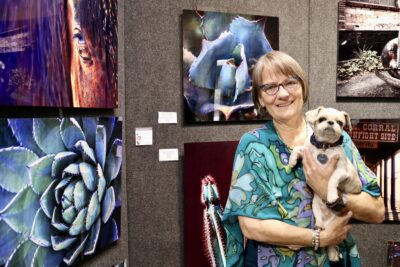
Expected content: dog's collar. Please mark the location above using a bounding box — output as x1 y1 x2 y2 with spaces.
310 134 343 150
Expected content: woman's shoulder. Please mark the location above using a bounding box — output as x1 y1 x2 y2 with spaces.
239 121 276 143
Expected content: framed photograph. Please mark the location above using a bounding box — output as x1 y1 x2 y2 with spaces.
182 10 279 123
349 119 400 221
0 117 122 266
0 0 118 108
337 0 400 100
184 141 238 267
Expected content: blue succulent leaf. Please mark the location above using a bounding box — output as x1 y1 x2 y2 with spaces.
97 164 107 201
86 191 101 230
84 217 101 255
1 186 40 234
51 235 77 251
33 118 66 154
113 172 122 208
28 155 55 195
0 119 18 149
98 117 115 146
5 239 38 267
62 206 77 225
61 180 76 208
0 186 16 212
40 180 58 219
101 187 116 224
0 221 24 265
95 125 106 169
7 119 43 156
0 147 38 193
63 234 88 265
31 246 65 267
51 152 78 179
69 208 87 236
30 208 55 247
229 17 272 65
75 140 96 164
74 180 89 210
201 12 236 41
62 163 80 178
217 60 236 105
189 32 237 89
234 48 251 103
98 218 119 248
104 139 123 184
82 117 98 148
51 207 69 232
60 118 86 151
79 162 99 191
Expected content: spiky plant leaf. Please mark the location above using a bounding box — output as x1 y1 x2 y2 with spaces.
5 239 37 267
1 187 40 234
0 119 18 149
30 208 54 247
51 236 77 251
83 218 101 255
0 186 16 212
75 140 96 164
62 163 80 177
95 125 106 169
82 117 98 149
0 147 38 193
98 117 115 145
28 155 55 195
7 119 42 155
73 180 89 210
51 207 69 232
60 118 86 151
104 139 122 184
31 246 65 267
51 152 78 178
79 162 99 191
86 192 101 231
97 164 106 201
0 221 24 265
101 187 115 224
98 218 119 247
69 208 87 236
40 180 57 219
33 119 65 154
62 206 77 225
63 234 88 265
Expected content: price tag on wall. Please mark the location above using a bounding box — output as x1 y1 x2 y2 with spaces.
135 127 153 146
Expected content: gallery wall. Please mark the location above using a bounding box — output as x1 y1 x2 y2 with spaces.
125 0 400 266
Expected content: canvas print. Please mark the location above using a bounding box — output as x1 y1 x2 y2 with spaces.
184 141 238 267
182 10 279 123
349 119 400 221
0 117 122 266
0 0 118 108
337 0 400 99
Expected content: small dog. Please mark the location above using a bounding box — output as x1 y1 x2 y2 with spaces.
289 107 362 261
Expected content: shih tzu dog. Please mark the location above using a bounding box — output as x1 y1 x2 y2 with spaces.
289 107 362 261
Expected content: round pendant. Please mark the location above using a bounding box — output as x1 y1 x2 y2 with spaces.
317 153 328 164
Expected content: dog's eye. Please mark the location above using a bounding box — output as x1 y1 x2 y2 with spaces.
337 120 344 127
318 117 326 123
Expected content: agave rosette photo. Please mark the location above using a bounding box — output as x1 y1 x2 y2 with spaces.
0 117 122 266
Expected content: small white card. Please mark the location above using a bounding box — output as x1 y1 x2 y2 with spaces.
135 127 153 146
158 112 177 124
159 148 179 161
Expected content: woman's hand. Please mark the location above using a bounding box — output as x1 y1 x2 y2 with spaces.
302 147 340 200
320 211 353 247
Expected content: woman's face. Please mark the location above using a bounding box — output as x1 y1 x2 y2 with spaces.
258 71 304 124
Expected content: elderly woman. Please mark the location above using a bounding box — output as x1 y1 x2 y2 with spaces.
222 51 384 267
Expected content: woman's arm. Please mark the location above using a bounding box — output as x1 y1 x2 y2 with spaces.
302 148 385 224
238 213 352 248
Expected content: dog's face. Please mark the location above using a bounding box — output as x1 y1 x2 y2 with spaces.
305 107 351 143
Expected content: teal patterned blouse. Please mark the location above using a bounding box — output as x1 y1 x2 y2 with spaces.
222 120 381 267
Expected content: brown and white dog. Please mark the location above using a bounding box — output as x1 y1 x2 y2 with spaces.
289 107 362 261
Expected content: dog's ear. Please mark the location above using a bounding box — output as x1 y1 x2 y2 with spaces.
342 111 352 131
305 106 324 129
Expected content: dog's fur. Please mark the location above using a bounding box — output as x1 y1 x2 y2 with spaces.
289 107 362 261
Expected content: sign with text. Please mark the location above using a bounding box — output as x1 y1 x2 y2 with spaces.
349 122 399 143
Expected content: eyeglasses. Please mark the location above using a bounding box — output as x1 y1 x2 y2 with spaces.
258 76 300 96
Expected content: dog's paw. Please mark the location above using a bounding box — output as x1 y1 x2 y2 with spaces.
327 192 339 204
328 246 341 262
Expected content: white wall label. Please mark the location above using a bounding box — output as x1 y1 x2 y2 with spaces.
159 148 179 161
135 127 153 146
158 112 177 124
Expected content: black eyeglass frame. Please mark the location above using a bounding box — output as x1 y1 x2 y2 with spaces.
257 76 301 96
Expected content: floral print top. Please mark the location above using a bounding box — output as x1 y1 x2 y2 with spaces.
222 120 381 267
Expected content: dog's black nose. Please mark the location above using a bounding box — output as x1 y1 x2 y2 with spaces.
327 121 334 125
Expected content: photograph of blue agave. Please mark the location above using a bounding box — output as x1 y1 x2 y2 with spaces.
182 10 279 122
0 117 122 266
